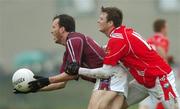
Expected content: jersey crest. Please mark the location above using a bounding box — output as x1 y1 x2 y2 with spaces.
111 33 124 39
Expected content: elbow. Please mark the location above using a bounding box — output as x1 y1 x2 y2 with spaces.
57 82 67 89
61 82 66 89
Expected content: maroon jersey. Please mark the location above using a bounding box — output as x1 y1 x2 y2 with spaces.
60 32 105 82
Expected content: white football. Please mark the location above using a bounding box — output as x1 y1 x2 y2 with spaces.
12 68 35 92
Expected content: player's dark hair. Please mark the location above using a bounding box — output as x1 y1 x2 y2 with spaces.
53 14 75 32
101 6 123 27
153 19 166 32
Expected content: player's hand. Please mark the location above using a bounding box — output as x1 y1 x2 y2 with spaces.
65 62 79 75
13 88 37 94
13 75 44 94
13 88 28 94
33 75 44 79
167 55 174 65
28 77 50 92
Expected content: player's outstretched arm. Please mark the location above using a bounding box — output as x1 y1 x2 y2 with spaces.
28 73 77 92
49 72 77 83
79 65 116 78
80 64 127 78
14 75 48 94
40 82 67 91
28 76 50 92
65 62 124 78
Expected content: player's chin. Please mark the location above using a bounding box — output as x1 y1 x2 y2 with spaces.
55 40 62 45
54 39 59 43
98 26 104 31
98 28 103 32
99 29 105 33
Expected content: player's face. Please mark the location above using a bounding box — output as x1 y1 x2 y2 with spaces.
97 12 112 35
162 22 168 36
51 19 64 44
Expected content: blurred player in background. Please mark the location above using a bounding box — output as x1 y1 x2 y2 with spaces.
14 14 128 109
65 7 180 109
139 19 177 109
148 19 170 61
139 19 169 109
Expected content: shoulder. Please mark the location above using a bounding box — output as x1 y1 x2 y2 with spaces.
110 27 124 39
110 32 124 39
66 37 84 48
113 26 134 35
107 36 126 48
68 32 85 39
67 32 85 42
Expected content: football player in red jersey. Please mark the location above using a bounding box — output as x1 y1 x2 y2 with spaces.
139 19 173 109
148 19 169 61
14 14 128 109
66 7 180 109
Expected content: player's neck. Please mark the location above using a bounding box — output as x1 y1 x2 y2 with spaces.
61 32 69 45
156 32 167 37
161 28 167 37
106 27 115 37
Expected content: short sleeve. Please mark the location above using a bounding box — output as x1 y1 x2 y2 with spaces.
59 52 68 73
59 37 84 73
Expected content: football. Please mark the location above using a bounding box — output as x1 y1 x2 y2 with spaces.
12 68 35 92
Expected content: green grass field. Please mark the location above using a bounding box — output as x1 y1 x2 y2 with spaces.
1 76 139 109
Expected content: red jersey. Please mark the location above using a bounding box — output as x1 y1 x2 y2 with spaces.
147 33 169 54
103 26 172 88
60 32 105 82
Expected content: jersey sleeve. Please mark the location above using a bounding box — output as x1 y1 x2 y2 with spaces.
59 52 68 73
60 37 84 73
104 38 128 66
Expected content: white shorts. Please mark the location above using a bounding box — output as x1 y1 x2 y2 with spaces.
127 71 180 109
139 96 159 109
93 70 128 97
139 66 180 109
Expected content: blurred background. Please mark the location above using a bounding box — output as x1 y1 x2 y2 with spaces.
0 0 180 109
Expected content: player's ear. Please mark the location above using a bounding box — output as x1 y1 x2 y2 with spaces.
60 26 66 33
58 26 65 33
108 21 114 27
